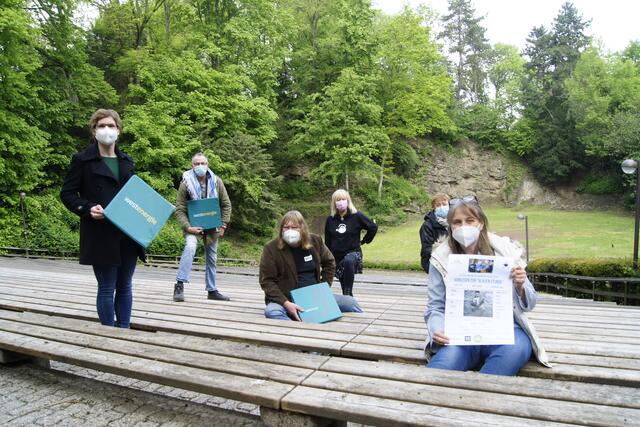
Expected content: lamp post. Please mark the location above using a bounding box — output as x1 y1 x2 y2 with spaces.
622 159 639 270
517 214 529 263
19 192 29 258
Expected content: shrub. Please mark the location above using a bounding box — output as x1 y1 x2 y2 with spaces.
357 175 429 225
364 260 422 271
391 141 419 178
576 172 623 195
3 192 80 251
528 257 640 278
147 218 186 256
273 178 317 200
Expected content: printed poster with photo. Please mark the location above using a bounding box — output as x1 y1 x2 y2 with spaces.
444 254 515 345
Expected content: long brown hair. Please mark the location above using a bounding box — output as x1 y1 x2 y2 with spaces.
276 210 312 250
446 202 493 255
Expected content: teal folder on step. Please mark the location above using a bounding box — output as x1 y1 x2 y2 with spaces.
290 282 342 324
104 175 175 248
187 198 222 229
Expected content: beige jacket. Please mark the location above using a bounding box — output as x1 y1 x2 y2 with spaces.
427 233 552 367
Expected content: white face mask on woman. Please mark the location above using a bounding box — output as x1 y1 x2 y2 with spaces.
452 225 480 248
95 127 119 146
282 229 301 246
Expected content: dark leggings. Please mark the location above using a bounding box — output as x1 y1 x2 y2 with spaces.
337 252 359 296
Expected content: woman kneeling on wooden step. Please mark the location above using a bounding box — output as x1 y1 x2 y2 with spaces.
259 210 362 321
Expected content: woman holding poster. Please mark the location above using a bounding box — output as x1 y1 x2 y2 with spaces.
60 109 144 328
423 196 550 375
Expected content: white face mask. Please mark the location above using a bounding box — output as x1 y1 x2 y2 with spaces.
95 127 119 146
452 225 481 248
282 229 301 246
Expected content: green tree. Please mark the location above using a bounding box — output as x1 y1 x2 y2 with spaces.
487 43 524 124
121 52 277 195
566 46 640 162
209 133 279 236
521 2 591 184
0 0 48 204
275 0 377 173
374 7 455 193
439 0 490 104
294 68 388 191
28 0 117 185
461 43 525 151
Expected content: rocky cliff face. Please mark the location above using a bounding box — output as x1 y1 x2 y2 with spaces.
422 140 507 204
421 140 619 209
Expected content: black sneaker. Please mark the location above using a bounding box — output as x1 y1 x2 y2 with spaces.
173 282 185 302
207 290 230 301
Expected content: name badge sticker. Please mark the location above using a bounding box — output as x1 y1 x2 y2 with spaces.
304 255 313 262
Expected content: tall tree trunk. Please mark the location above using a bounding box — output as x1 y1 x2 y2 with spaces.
163 0 171 45
377 151 387 198
345 170 349 192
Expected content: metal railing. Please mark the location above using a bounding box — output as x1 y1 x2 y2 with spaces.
529 272 640 306
0 247 257 268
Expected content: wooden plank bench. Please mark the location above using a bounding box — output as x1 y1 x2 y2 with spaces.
3 257 640 423
4 287 638 387
2 258 640 388
2 309 640 426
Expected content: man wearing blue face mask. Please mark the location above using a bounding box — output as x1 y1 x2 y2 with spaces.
173 152 232 302
419 194 450 274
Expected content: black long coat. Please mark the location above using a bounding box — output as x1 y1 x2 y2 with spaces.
419 210 448 274
60 143 145 266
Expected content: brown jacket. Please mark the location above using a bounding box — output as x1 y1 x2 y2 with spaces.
259 234 335 305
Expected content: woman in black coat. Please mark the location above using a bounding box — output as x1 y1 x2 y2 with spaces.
419 194 450 274
324 189 377 297
60 109 144 328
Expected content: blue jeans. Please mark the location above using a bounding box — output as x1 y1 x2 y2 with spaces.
92 242 138 328
264 295 363 320
427 324 533 376
176 233 218 291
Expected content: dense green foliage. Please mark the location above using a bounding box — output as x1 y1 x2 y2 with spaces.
528 258 640 278
1 0 638 261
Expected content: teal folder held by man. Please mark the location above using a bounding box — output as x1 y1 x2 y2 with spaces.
104 175 175 248
290 282 342 324
187 198 222 230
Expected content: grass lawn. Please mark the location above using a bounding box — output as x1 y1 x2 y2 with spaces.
362 207 635 268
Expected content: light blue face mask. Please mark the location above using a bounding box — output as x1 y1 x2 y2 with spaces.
194 165 207 177
435 205 449 219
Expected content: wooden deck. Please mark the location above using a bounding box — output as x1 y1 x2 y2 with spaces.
1 257 639 426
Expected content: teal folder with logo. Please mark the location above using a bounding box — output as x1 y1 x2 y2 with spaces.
187 198 222 229
290 282 342 324
104 175 175 248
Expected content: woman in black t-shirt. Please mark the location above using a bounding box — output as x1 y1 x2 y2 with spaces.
259 210 363 320
324 189 378 296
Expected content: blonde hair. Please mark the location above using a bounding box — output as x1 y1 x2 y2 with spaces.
431 193 450 209
276 210 312 250
330 189 357 217
446 202 493 255
89 109 122 132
